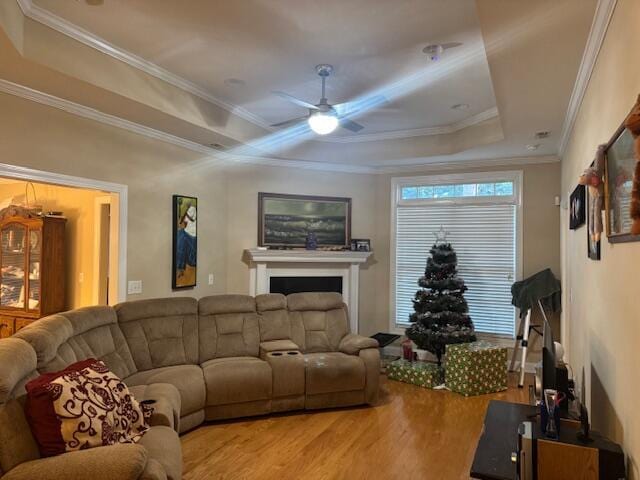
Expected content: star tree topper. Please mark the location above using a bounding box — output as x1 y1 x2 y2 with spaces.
433 225 450 244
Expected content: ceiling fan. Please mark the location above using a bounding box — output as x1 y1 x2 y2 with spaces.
271 64 371 135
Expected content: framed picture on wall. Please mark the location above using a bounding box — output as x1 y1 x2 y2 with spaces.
569 184 586 230
172 195 197 289
603 113 640 243
258 192 351 248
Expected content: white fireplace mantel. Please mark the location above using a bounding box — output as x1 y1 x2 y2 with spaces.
245 248 372 333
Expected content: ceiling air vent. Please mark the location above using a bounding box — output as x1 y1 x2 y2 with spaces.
534 131 551 139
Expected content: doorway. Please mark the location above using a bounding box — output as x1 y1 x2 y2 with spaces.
0 163 127 308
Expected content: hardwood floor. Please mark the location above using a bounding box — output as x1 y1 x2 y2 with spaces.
181 374 531 480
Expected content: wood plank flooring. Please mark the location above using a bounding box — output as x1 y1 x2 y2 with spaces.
181 374 531 480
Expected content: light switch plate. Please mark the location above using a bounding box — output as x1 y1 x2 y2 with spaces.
128 280 142 295
208 274 214 285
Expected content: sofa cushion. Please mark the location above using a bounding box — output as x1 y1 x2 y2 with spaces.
125 365 205 417
128 383 181 432
0 338 38 404
287 292 344 311
138 426 182 480
0 399 41 475
24 359 150 457
201 357 272 406
14 307 137 379
0 443 148 480
198 295 260 362
288 309 349 353
255 293 286 312
115 298 199 371
285 293 350 353
304 352 365 395
256 294 293 342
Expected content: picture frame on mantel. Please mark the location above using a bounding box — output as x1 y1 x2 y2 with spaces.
258 192 351 249
603 108 640 243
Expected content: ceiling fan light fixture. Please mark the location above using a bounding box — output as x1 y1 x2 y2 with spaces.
308 111 338 135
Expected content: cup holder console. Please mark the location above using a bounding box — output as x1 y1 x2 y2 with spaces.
268 350 300 357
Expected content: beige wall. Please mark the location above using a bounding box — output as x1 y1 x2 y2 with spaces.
0 181 106 310
0 92 229 302
561 1 640 478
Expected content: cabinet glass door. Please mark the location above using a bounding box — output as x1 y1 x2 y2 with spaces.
1 224 26 309
28 229 41 311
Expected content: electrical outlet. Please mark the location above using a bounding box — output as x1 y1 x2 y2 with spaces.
208 274 214 285
79 272 84 283
127 280 142 295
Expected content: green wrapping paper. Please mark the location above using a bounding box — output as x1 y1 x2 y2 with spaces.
444 341 508 396
386 359 444 389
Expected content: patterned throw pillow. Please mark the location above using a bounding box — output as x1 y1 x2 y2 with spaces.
25 358 152 457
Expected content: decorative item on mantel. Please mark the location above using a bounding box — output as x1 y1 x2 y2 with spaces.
305 232 318 250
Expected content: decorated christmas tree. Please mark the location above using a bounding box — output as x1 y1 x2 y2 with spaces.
406 230 476 366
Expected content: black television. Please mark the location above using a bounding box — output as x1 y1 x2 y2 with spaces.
541 317 557 391
534 317 557 402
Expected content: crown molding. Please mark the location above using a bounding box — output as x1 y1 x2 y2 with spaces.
374 154 559 174
0 78 557 176
558 0 617 158
14 0 501 144
15 0 272 131
0 78 378 173
318 107 499 144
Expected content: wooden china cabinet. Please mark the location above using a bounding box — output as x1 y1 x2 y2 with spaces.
0 206 66 338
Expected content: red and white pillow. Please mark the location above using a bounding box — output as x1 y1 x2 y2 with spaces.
24 358 151 457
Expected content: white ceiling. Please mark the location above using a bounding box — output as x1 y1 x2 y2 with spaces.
2 0 600 170
32 0 497 137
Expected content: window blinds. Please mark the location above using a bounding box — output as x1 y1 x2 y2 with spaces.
395 203 516 337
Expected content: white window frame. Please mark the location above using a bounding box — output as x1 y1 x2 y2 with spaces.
389 170 523 346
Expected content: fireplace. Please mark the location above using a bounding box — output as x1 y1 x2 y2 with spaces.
245 249 372 333
270 276 343 295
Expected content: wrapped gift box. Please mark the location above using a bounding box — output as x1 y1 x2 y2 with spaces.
445 341 508 396
386 359 444 389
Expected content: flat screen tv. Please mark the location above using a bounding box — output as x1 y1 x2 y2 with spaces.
541 317 557 391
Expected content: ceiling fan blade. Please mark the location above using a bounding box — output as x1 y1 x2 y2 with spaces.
442 42 463 50
270 116 309 128
340 118 364 133
272 91 319 110
334 94 389 117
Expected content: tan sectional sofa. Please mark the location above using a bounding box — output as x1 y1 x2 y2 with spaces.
0 292 379 480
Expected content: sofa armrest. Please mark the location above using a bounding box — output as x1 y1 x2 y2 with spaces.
259 340 300 358
338 333 379 355
2 444 148 480
359 348 381 405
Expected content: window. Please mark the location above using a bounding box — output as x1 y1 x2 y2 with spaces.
391 172 522 340
401 181 514 200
